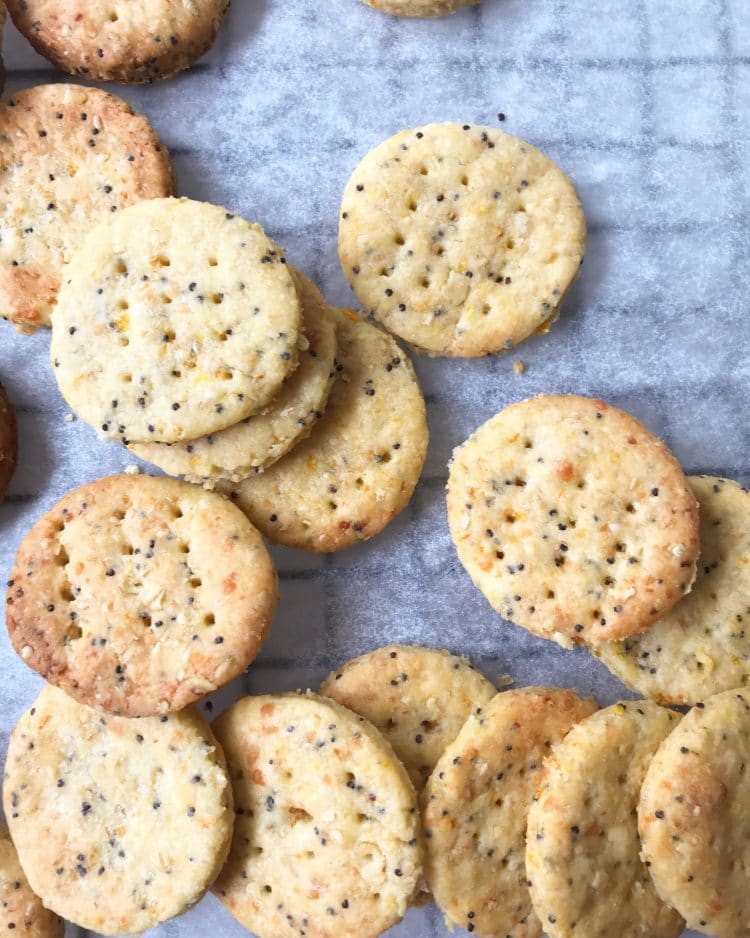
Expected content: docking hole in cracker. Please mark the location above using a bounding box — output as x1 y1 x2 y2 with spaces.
5 474 278 717
447 394 700 647
339 122 586 357
50 198 300 444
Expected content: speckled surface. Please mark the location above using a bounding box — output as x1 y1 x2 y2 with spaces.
0 1 748 936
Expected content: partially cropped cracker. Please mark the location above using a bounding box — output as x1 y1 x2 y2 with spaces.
0 379 17 502
361 0 477 16
526 701 684 938
423 688 597 937
5 0 230 83
339 123 585 357
0 821 64 937
596 476 750 704
3 686 233 936
221 309 428 552
50 198 300 443
130 268 337 481
213 692 422 938
321 644 496 789
447 394 700 647
639 689 750 937
5 474 277 716
0 84 174 334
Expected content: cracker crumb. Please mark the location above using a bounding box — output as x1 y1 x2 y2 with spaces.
496 673 514 688
124 464 140 475
64 413 75 422
513 360 525 374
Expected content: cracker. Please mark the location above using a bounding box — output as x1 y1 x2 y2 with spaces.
0 821 64 937
422 687 597 937
338 123 586 357
130 268 337 482
361 0 477 17
5 0 230 83
221 309 428 552
5 473 277 717
638 688 750 936
3 685 233 936
0 379 17 503
321 644 496 789
526 701 684 938
0 84 174 334
447 394 700 647
212 692 422 938
50 198 300 443
596 476 750 704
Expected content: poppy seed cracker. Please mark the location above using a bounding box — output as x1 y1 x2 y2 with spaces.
212 692 422 938
50 198 301 444
361 0 477 17
338 123 586 357
130 268 338 482
447 394 700 647
221 308 428 552
0 379 17 503
5 0 230 84
321 644 496 789
3 685 234 936
596 476 750 704
0 821 64 937
638 689 750 936
526 701 684 938
0 84 174 334
422 687 597 938
5 474 277 717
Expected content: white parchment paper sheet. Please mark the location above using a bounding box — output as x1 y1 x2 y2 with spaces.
1 0 749 934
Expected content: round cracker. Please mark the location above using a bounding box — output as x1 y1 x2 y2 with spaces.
3 685 233 936
361 0 477 16
5 474 277 717
526 701 684 938
638 689 750 936
596 476 750 704
0 821 64 937
447 394 700 647
0 84 174 334
221 309 428 552
321 644 496 789
212 692 422 938
5 0 229 83
0 379 18 503
130 268 337 481
422 687 597 938
338 123 585 357
50 198 300 443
